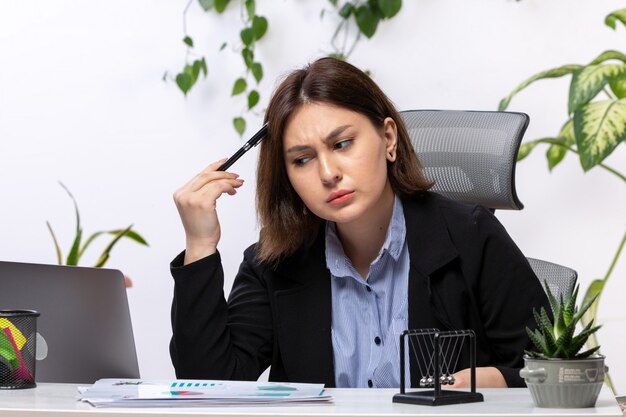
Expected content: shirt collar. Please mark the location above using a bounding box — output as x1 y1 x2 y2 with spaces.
325 195 406 278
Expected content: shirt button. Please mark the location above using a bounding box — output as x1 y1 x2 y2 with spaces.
366 286 372 292
374 336 381 345
368 379 373 388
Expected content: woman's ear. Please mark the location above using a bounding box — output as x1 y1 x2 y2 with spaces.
383 117 398 162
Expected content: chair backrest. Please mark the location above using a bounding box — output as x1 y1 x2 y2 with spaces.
400 109 529 211
401 109 577 298
527 257 577 302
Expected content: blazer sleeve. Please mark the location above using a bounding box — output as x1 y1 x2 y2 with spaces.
169 246 273 380
471 205 550 387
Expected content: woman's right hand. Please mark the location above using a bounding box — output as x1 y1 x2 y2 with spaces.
173 159 245 265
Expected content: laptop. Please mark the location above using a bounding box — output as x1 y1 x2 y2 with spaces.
0 260 140 383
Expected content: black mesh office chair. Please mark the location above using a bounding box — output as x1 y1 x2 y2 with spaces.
400 109 577 298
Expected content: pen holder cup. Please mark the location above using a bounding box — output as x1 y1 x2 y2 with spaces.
0 310 40 389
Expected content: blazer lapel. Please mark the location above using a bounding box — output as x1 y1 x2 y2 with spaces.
271 233 335 386
402 195 460 387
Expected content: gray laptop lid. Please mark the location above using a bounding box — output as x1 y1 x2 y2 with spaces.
0 261 140 383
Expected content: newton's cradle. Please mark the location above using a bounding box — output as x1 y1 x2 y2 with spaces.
393 329 484 406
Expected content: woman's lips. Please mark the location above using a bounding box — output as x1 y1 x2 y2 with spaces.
327 190 354 205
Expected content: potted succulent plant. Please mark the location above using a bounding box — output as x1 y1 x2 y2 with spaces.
520 279 605 408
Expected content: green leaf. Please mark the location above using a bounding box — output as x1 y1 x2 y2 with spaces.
248 89 260 109
338 3 354 18
58 181 80 234
176 73 193 95
46 221 63 265
328 0 338 7
198 0 214 11
233 117 246 136
214 0 230 13
589 50 626 65
576 345 601 359
245 0 255 17
250 62 263 83
219 42 227 51
546 119 574 170
80 229 148 261
609 79 626 98
183 36 194 47
605 9 626 30
231 77 247 96
94 225 134 268
79 231 105 259
568 64 626 113
252 16 268 40
355 5 380 38
66 228 83 266
242 48 254 67
517 141 538 161
377 0 402 18
581 279 604 328
499 65 582 111
573 98 626 170
196 57 208 77
240 28 254 46
546 144 567 171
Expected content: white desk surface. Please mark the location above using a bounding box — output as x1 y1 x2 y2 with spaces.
0 384 622 417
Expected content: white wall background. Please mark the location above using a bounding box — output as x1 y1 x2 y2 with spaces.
1 0 625 393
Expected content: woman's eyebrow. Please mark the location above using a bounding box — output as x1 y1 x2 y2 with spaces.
285 125 352 154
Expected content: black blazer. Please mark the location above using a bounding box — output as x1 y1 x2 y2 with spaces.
170 192 549 387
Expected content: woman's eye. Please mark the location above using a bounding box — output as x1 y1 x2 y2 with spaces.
334 139 353 150
293 156 311 166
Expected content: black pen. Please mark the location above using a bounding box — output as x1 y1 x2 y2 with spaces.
217 124 268 171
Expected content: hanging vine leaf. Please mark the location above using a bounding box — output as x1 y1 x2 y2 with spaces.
250 62 263 83
248 90 260 109
176 73 192 95
214 0 230 13
233 117 246 136
605 8 626 30
183 36 194 47
378 0 402 18
245 0 255 16
232 77 247 95
355 5 379 38
573 98 626 170
240 28 254 46
242 48 254 67
252 16 268 40
339 3 354 18
198 0 214 11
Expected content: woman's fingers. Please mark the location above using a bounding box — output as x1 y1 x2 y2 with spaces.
173 160 246 264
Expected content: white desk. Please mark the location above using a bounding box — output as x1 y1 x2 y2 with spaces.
0 384 621 417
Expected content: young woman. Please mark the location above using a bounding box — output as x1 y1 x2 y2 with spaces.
170 57 550 388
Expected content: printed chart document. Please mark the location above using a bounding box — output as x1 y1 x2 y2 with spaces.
78 379 332 408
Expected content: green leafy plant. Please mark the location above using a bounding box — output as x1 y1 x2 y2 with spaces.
46 182 149 268
526 281 601 359
166 0 404 136
499 5 626 380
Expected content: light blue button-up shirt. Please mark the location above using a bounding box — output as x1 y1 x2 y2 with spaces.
325 195 410 388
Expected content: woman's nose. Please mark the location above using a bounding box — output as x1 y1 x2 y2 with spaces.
318 154 342 185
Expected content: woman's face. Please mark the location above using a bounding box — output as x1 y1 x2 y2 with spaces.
283 102 397 226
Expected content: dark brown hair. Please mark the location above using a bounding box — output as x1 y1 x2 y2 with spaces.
256 57 432 264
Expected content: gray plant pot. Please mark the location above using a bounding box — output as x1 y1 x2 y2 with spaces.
520 355 605 408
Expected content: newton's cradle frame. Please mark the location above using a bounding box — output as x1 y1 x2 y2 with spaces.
393 329 484 406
